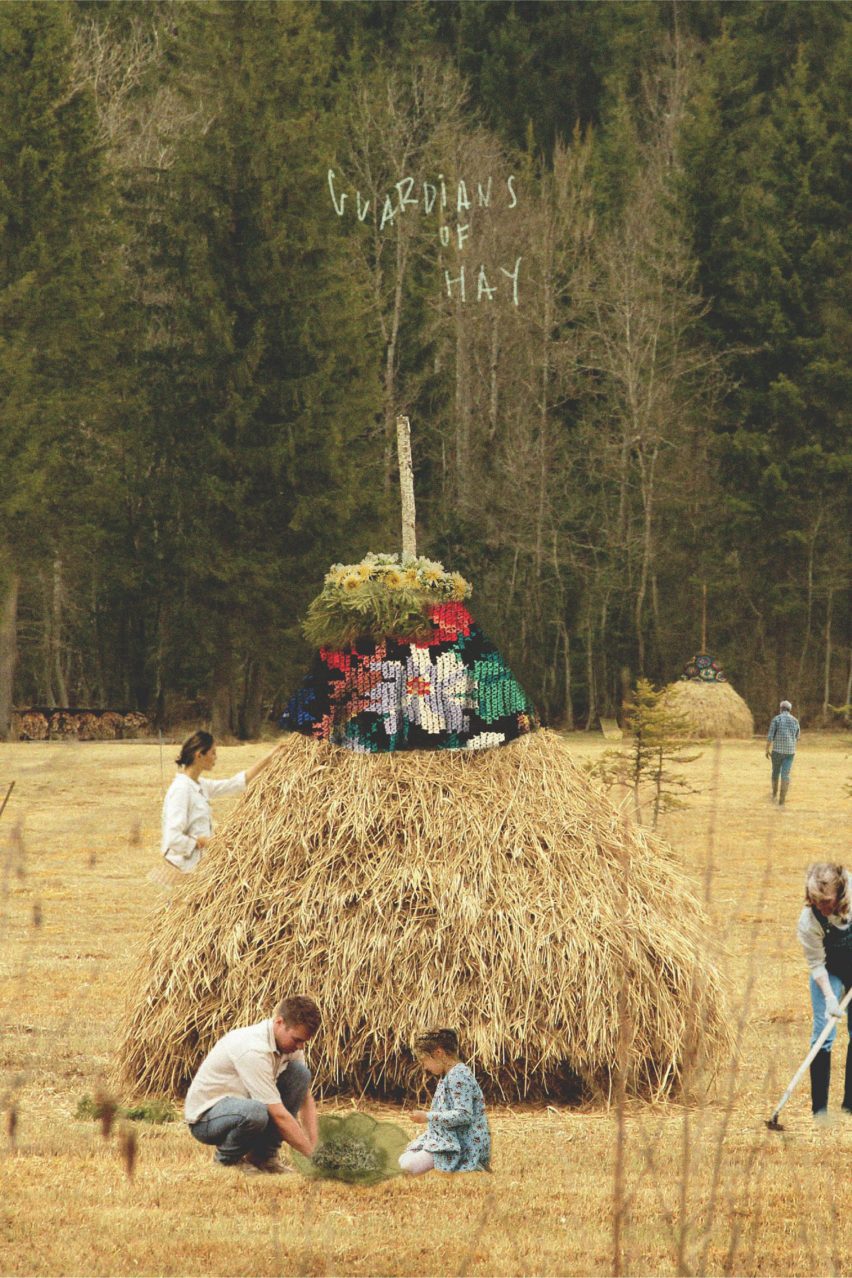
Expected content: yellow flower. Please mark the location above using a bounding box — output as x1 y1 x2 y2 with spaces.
357 563 374 581
384 569 405 589
403 567 420 588
341 572 362 591
450 573 470 600
422 567 443 586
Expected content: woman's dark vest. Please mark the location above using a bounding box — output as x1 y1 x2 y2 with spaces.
811 908 852 985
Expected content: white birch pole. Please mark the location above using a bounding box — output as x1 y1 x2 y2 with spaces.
396 414 416 562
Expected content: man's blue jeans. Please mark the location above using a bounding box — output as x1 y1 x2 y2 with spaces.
770 751 795 783
189 1061 311 1164
809 973 851 1051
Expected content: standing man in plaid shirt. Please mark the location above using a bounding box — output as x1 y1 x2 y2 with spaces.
766 699 800 805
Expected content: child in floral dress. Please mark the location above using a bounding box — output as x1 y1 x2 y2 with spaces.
399 1029 491 1174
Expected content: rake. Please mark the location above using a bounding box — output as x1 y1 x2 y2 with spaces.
766 984 852 1130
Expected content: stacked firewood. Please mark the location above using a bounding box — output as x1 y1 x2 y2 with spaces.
12 709 151 741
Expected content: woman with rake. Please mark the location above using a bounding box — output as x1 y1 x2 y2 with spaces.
161 730 284 873
797 862 852 1121
399 1029 491 1175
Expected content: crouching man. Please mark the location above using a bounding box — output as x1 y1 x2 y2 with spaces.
185 995 320 1174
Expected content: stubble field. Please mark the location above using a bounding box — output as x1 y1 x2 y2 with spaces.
0 732 850 1277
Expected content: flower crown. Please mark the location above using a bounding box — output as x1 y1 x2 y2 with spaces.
303 553 473 649
325 553 471 601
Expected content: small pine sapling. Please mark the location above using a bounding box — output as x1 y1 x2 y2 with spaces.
591 679 701 828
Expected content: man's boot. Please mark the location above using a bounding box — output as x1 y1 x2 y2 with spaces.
842 1047 852 1115
810 1049 831 1116
771 775 779 800
779 779 790 805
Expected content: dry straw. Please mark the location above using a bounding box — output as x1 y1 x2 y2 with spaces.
662 682 754 740
118 730 730 1102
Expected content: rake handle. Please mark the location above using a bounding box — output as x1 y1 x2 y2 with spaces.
768 984 852 1125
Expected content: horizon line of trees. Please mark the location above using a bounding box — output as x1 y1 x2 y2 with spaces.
1 0 849 739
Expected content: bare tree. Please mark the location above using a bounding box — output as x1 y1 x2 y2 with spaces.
575 41 727 676
70 12 208 174
338 59 470 491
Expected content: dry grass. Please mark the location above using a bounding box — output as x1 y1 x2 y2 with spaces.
1 732 851 1276
117 731 730 1103
662 681 755 740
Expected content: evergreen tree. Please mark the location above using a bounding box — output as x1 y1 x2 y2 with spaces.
683 3 851 711
139 0 384 733
592 678 699 829
0 1 125 731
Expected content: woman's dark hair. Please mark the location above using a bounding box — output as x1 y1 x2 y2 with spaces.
176 730 214 769
414 1029 460 1057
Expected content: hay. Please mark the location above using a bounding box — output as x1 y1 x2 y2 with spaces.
119 730 730 1103
662 680 754 740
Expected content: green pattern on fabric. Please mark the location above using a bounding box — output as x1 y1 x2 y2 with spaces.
473 655 530 723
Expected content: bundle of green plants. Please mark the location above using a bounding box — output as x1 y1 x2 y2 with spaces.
291 1112 410 1185
302 553 472 648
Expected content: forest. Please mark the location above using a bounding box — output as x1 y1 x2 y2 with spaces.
1 0 849 738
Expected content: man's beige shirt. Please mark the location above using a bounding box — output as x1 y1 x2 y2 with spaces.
184 1019 305 1123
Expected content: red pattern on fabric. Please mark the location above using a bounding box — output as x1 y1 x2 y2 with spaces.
416 602 473 646
406 675 432 696
320 648 352 673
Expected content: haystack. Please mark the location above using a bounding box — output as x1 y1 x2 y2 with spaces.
119 727 730 1102
663 654 754 740
119 421 729 1103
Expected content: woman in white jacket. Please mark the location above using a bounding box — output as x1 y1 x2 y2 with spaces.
161 730 283 873
797 862 852 1120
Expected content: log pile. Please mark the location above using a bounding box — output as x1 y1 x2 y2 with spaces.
12 708 151 741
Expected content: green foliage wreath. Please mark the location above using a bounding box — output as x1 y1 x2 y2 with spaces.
302 553 472 648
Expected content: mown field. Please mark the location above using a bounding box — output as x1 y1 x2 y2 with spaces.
0 732 850 1277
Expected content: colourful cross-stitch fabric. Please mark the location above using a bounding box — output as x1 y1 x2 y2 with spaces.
679 653 728 683
280 603 537 752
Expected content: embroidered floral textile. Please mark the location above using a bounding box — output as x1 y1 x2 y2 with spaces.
281 603 536 752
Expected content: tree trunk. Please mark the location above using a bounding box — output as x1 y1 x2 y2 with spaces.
535 248 553 580
488 312 499 440
634 445 658 676
0 570 19 740
561 622 574 730
211 636 236 738
795 521 819 699
454 301 471 517
51 556 69 706
585 620 597 729
383 221 408 492
238 656 263 740
821 587 833 724
39 567 56 705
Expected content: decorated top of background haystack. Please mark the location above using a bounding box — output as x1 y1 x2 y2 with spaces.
679 653 728 684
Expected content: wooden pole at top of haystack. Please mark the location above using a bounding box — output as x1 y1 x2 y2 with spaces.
396 414 416 562
701 582 708 652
